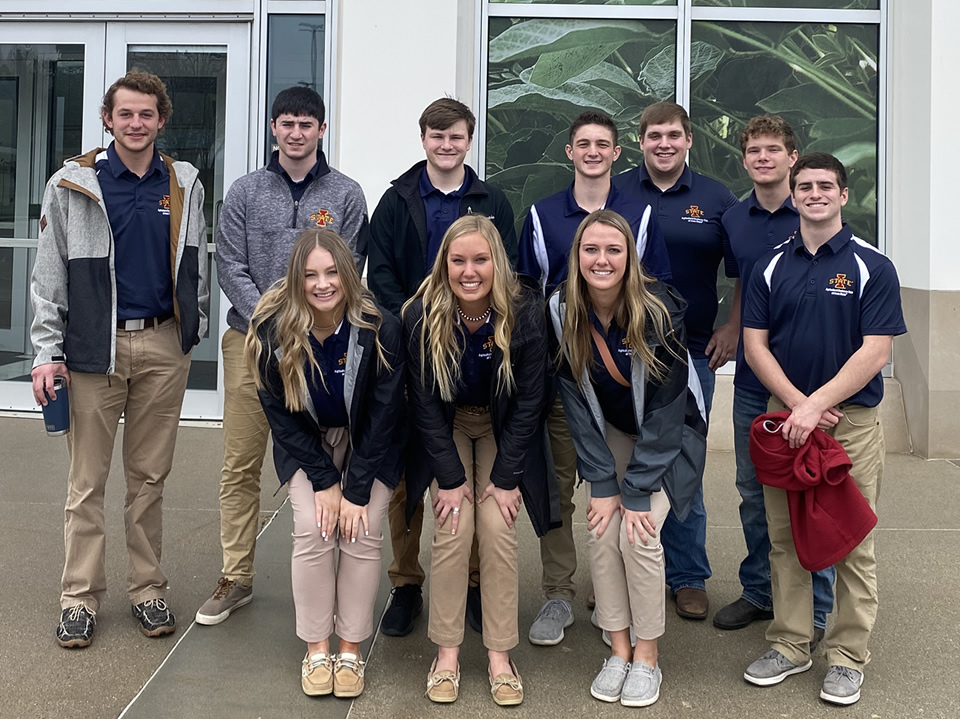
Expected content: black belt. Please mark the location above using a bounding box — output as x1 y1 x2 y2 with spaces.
457 404 489 416
117 310 175 331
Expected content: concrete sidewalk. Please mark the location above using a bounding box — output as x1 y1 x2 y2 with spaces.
2 416 958 718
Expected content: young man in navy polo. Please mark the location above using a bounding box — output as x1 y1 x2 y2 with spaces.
519 110 672 646
369 98 517 637
615 101 738 620
742 153 905 705
714 116 835 638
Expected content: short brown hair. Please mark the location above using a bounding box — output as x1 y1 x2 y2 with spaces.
790 152 848 192
740 114 797 155
101 70 173 134
639 102 691 140
419 98 475 138
569 110 618 145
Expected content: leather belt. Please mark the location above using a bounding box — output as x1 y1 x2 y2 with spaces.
117 310 175 331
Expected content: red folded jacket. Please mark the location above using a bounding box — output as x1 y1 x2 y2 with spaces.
749 411 877 572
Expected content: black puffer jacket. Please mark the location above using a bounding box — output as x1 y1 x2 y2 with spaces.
402 287 553 536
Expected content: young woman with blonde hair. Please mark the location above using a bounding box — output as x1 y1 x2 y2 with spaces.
547 209 707 707
246 228 405 699
403 214 551 706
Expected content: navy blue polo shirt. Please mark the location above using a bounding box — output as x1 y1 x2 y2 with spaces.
589 313 638 436
421 168 470 270
456 314 495 407
742 226 906 408
518 182 672 298
614 163 737 359
722 192 800 393
96 144 173 321
267 150 326 203
306 321 350 428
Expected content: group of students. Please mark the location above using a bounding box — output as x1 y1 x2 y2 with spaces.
32 72 904 712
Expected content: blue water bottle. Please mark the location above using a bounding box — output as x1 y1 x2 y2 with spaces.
42 376 70 436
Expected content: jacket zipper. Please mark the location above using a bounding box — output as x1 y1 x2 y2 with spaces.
292 199 299 226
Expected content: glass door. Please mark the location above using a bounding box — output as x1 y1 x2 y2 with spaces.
106 22 250 418
0 24 104 409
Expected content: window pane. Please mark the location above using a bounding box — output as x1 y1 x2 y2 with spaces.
490 1 673 5
0 44 84 381
692 1 877 8
265 15 325 164
486 17 674 232
689 21 879 243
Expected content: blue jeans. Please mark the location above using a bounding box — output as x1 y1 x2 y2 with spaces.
661 357 714 594
733 386 835 628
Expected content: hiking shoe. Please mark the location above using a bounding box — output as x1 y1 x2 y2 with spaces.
592 608 636 648
333 652 366 698
621 662 662 707
810 626 826 653
820 665 863 705
590 656 630 702
744 649 812 686
57 605 96 648
301 651 334 696
380 584 422 637
195 577 253 625
466 584 482 633
528 598 574 646
131 598 176 637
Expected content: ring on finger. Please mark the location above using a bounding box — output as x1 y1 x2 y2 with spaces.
452 507 460 515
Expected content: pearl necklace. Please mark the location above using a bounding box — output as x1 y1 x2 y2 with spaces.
456 304 491 323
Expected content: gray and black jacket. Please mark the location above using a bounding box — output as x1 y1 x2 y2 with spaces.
216 151 369 334
253 309 405 506
31 148 209 373
547 282 707 520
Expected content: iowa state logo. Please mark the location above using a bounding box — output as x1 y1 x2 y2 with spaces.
311 209 334 227
826 273 855 297
157 195 171 216
682 205 707 224
619 336 633 356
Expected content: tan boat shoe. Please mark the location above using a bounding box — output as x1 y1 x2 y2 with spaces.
489 660 524 706
301 651 334 696
425 657 460 703
333 652 366 698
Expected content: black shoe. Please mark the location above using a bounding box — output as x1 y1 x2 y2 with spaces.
57 605 96 648
810 626 826 653
712 598 774 630
132 598 176 637
466 584 482 634
380 584 423 637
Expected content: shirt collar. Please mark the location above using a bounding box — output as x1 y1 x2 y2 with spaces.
419 167 470 199
792 224 853 256
563 180 616 216
105 142 167 179
267 149 328 183
639 162 691 192
747 191 797 216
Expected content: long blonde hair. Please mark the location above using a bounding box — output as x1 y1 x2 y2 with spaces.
245 229 391 413
561 209 681 386
403 215 520 402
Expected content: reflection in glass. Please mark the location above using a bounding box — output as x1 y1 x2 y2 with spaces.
127 48 228 390
692 0 877 8
0 44 84 381
265 15 325 163
490 0 671 4
486 17 674 234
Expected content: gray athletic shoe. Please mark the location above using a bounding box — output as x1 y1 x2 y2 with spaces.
744 649 813 686
591 608 637 648
590 656 630 702
621 662 662 707
196 578 253 625
820 665 864 705
528 599 573 646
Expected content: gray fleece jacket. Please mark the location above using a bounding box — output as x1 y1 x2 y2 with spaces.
215 151 369 333
31 147 209 374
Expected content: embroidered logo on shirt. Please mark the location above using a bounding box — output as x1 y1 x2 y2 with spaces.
826 273 855 297
336 352 347 375
158 195 171 216
682 205 707 224
619 337 633 356
311 209 334 227
480 336 494 359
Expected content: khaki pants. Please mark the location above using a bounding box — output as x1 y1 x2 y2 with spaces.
286 426 393 643
61 318 191 611
538 395 580 600
764 399 883 671
219 328 271 584
428 410 518 651
386 478 426 587
587 423 672 641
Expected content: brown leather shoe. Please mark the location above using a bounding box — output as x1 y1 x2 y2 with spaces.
675 588 709 619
